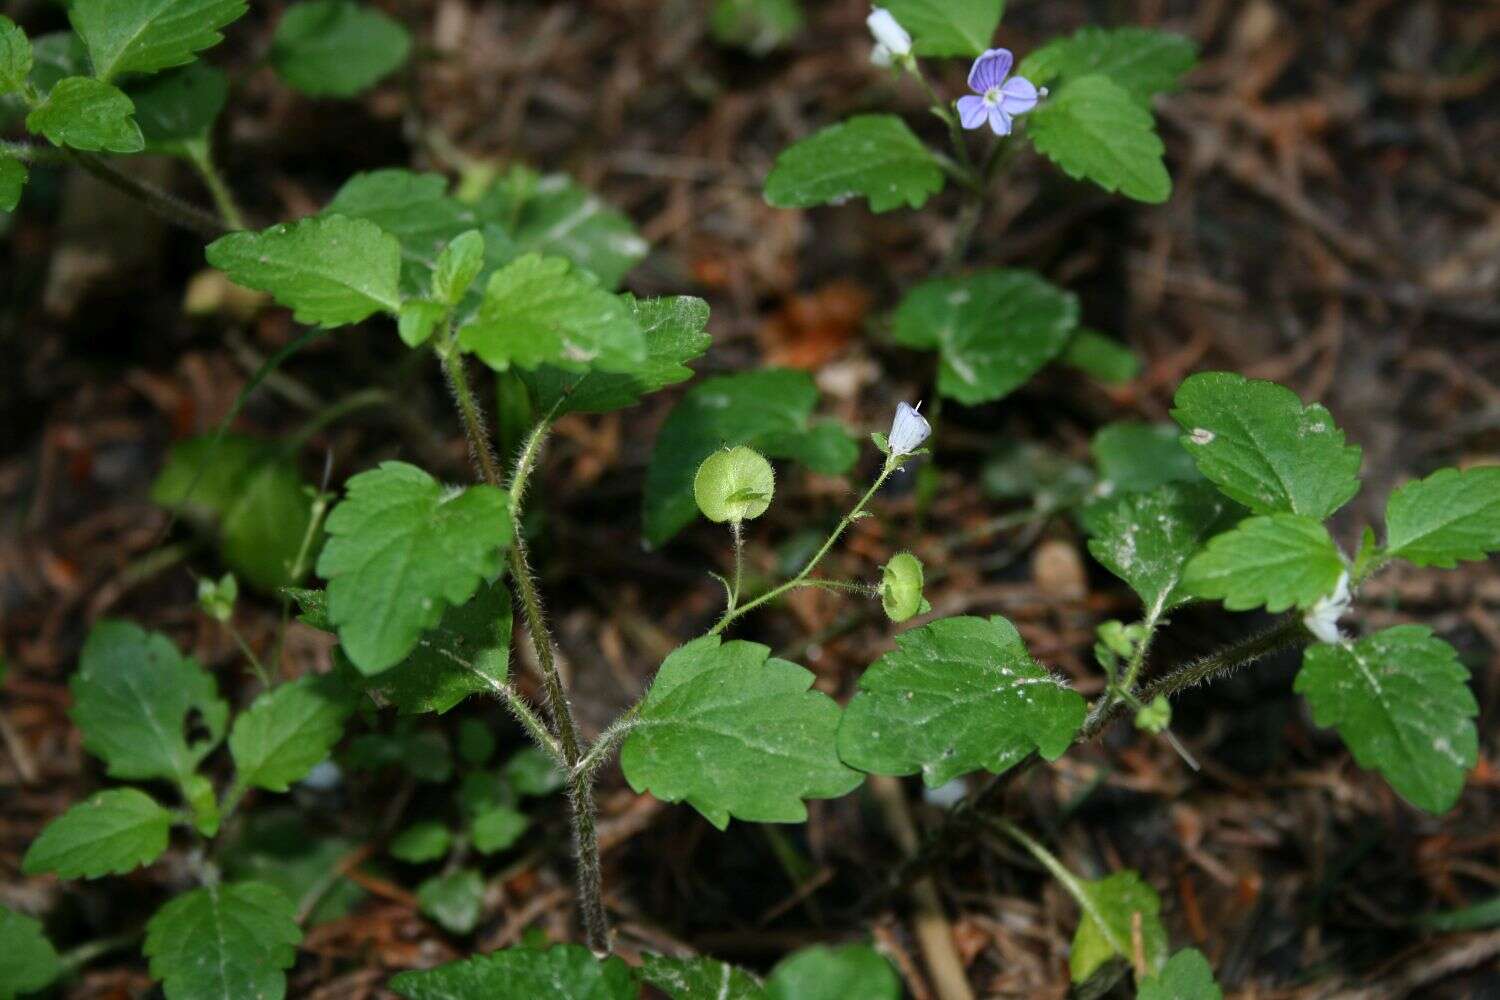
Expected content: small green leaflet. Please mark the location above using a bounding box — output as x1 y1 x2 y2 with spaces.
837 616 1086 786
1384 466 1500 569
1138 949 1223 1000
0 907 60 1000
415 869 485 934
472 805 528 854
620 636 862 829
643 368 858 546
764 114 945 213
391 943 638 999
435 229 486 305
1027 74 1170 204
24 32 89 96
710 0 805 56
222 815 366 927
206 215 402 327
1090 422 1200 496
1182 514 1345 613
70 620 228 784
0 155 24 213
69 0 244 82
26 76 144 153
391 821 451 863
502 747 566 797
1295 626 1477 814
144 881 302 1000
129 63 228 156
765 944 900 1000
458 253 646 373
22 788 173 879
316 461 513 674
1070 871 1168 983
1019 27 1197 105
519 296 712 416
1060 328 1140 383
1086 481 1237 612
0 17 31 96
272 0 411 98
639 954 763 998
229 674 356 792
152 434 315 591
1172 372 1362 520
351 578 513 715
892 269 1079 405
474 165 648 290
881 0 1003 57
324 169 477 292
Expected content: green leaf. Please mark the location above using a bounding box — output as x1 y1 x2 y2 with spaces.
1090 422 1200 496
26 76 143 153
519 296 712 416
70 620 228 784
416 869 485 934
22 788 173 879
765 944 900 1000
144 881 301 1000
316 461 513 674
837 616 1086 786
644 368 858 546
324 169 476 293
1384 466 1500 569
0 908 59 1000
25 32 89 97
0 155 24 213
222 813 365 926
230 674 356 792
892 269 1079 405
0 17 32 96
1070 871 1168 983
764 114 945 213
1295 626 1478 813
639 954 764 998
473 165 648 290
398 299 446 348
69 0 244 82
882 0 1003 57
271 0 411 98
1019 27 1197 105
391 943 637 999
345 728 453 783
1060 328 1140 383
435 229 486 305
458 253 645 373
390 820 451 863
1138 949 1223 1000
502 747 566 797
1026 74 1171 204
206 215 402 326
355 578 512 715
152 434 316 590
1086 481 1238 612
1415 895 1500 933
621 636 862 829
128 63 227 155
710 0 804 56
1181 514 1344 612
472 805 528 854
1171 372 1362 520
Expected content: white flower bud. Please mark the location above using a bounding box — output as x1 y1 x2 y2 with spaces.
866 7 912 58
1303 572 1351 644
888 401 931 456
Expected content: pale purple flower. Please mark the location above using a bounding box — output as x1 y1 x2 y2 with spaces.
955 48 1041 136
888 401 931 455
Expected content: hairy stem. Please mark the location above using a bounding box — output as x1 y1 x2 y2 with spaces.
66 150 228 239
440 337 608 951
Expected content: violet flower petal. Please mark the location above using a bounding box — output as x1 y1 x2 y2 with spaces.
956 94 989 130
967 48 1014 93
986 104 1013 135
998 75 1039 115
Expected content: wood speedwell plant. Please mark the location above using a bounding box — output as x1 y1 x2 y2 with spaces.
3 2 1495 998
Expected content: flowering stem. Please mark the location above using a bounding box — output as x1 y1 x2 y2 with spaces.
185 140 248 232
729 520 745 611
709 457 897 635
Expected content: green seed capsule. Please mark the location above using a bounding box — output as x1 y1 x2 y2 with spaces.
694 446 775 524
881 551 925 622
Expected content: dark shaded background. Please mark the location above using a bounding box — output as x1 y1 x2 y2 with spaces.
2 0 1498 995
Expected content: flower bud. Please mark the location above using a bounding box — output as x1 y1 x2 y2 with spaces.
694 446 775 524
887 400 931 456
866 7 912 59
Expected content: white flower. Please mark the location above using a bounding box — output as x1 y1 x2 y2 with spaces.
867 7 912 59
1303 571 1351 644
870 43 894 67
888 401 931 456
